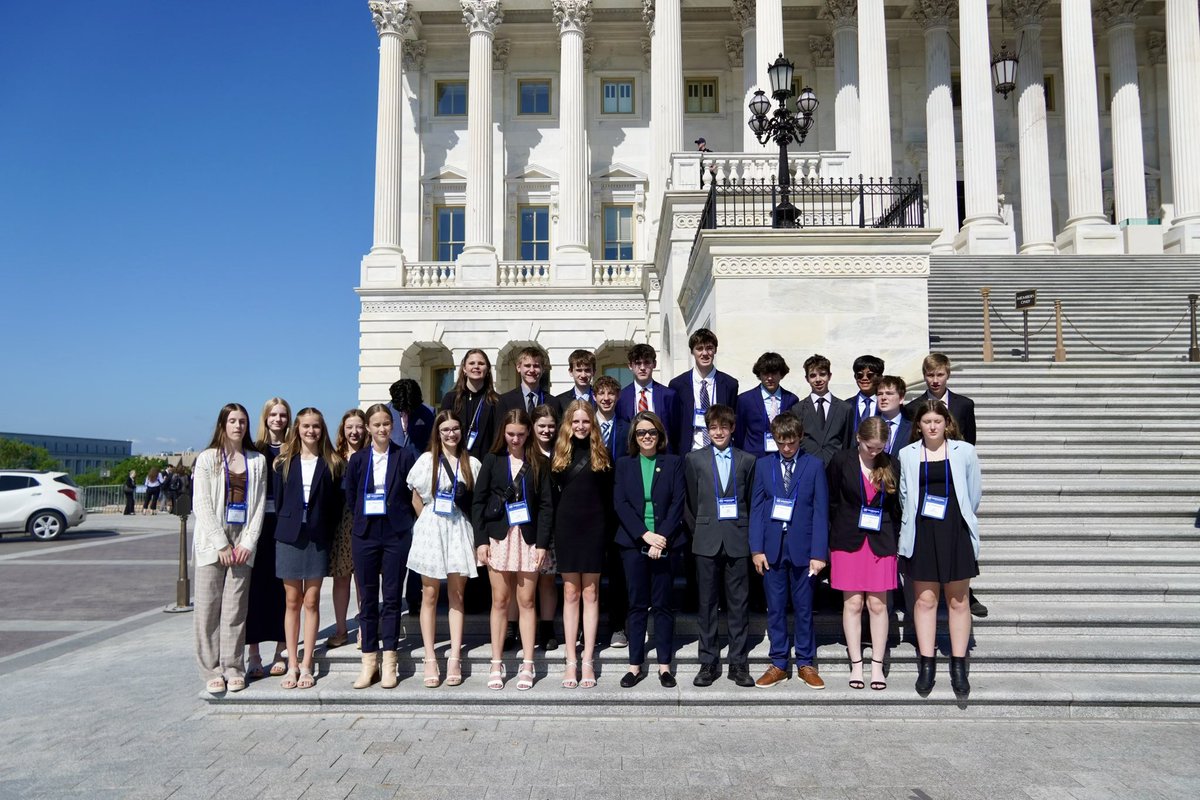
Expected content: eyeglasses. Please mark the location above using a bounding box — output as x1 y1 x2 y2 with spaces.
634 429 659 438
854 370 878 379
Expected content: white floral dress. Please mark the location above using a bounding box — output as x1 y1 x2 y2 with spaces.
405 452 482 579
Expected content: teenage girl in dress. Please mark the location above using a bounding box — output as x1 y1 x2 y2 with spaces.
246 398 290 679
328 409 367 649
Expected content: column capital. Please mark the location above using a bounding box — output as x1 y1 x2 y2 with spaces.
1147 29 1167 64
730 0 755 31
641 36 652 69
911 0 956 31
725 35 744 68
553 0 592 36
809 34 834 67
493 38 511 69
369 0 413 37
820 0 858 30
642 0 655 35
401 39 427 71
1001 0 1048 30
461 0 503 35
1097 0 1144 31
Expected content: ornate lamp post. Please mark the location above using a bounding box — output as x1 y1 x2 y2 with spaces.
747 54 818 228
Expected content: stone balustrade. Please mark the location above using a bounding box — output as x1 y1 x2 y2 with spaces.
670 150 852 191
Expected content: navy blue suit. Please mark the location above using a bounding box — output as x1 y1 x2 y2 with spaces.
614 453 686 666
882 413 913 455
272 455 344 546
733 386 800 458
749 452 829 670
498 386 563 421
389 402 435 456
844 392 880 445
598 416 631 461
556 388 596 410
616 381 678 448
343 443 417 653
667 369 740 455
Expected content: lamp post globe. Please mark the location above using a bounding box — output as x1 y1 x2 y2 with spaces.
746 54 817 228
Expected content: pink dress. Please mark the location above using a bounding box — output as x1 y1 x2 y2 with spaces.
829 479 899 592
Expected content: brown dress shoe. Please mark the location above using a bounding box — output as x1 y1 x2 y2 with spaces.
798 665 825 690
755 665 790 687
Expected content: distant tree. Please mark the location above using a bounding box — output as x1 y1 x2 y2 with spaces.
74 455 168 487
0 438 59 470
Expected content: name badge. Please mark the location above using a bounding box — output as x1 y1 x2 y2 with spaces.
693 410 707 429
717 497 738 520
264 497 276 515
433 492 455 517
921 494 948 520
225 502 248 525
764 432 778 453
506 500 531 526
770 497 795 522
364 492 386 516
858 506 882 531
466 431 478 450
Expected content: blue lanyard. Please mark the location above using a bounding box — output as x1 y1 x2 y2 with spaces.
507 455 526 501
859 463 883 509
712 448 734 502
365 448 387 493
467 395 484 438
222 450 236 502
921 444 949 494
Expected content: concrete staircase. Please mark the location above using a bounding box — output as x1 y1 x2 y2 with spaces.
208 255 1200 718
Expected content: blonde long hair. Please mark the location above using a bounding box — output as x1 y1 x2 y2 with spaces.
255 397 292 450
856 417 897 494
274 407 344 481
552 400 612 473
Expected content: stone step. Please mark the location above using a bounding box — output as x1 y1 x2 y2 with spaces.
980 460 1200 475
977 498 1199 517
976 409 1195 421
974 434 1200 447
980 523 1200 544
978 477 1199 494
977 546 1200 568
973 572 1200 600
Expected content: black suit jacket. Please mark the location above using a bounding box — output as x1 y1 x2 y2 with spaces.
470 452 553 549
905 391 977 446
683 446 756 558
882 414 913 455
613 453 686 550
796 394 852 466
441 389 500 458
843 392 880 445
556 388 596 410
598 416 631 461
825 448 900 557
498 386 563 420
343 443 417 538
273 455 344 544
666 369 740 455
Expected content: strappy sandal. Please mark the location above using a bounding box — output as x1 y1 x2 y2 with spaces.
870 658 887 691
516 659 535 691
246 653 265 680
268 658 288 677
848 654 865 690
423 657 441 688
487 659 506 690
226 676 246 692
445 656 463 687
297 667 315 689
580 659 596 689
280 667 299 690
561 660 578 689
325 632 349 649
205 677 226 694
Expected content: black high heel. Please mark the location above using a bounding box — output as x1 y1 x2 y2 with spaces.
870 658 887 690
847 650 864 690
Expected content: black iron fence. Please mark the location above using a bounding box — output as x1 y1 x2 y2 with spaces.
696 175 925 236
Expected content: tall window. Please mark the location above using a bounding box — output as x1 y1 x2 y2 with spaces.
435 207 465 261
686 79 718 113
603 206 634 260
519 80 551 115
519 206 550 260
435 81 467 116
602 79 634 114
1044 74 1057 112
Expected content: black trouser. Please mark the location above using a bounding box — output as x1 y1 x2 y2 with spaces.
123 492 135 515
603 539 628 633
352 520 411 653
695 549 750 666
622 547 678 666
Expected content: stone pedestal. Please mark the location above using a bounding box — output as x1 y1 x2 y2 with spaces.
954 223 1017 254
360 252 405 288
1055 224 1124 255
454 250 500 286
1122 223 1164 254
1163 224 1200 254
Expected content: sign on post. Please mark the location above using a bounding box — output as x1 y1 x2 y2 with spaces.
1015 289 1037 361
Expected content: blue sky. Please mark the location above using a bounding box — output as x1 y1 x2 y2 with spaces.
1 1 379 453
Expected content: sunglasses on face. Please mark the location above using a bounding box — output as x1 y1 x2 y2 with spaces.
635 429 659 438
854 370 877 379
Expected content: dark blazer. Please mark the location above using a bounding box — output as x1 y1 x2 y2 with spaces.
881 413 913 455
905 390 977 446
613 453 686 551
273 455 344 544
667 369 740 455
616 381 678 445
498 386 563 420
825 448 900 557
843 392 879 445
733 386 800 458
441 389 500 459
796 394 852 466
389 402 435 455
749 452 829 567
598 415 631 461
343 443 418 538
684 445 756 558
471 452 553 549
556 387 596 409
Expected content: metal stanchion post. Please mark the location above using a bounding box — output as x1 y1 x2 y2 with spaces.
1021 308 1030 362
1054 300 1066 362
981 287 994 362
1189 294 1199 363
165 491 193 614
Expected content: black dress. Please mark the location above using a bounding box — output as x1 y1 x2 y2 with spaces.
906 458 979 583
245 444 286 645
551 438 613 574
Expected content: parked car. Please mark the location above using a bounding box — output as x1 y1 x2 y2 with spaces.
0 470 87 540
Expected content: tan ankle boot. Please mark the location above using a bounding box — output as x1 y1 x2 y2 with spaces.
380 650 399 689
353 652 378 689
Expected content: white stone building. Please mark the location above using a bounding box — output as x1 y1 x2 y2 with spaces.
357 0 1200 403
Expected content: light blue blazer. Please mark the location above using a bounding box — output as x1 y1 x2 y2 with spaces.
896 439 982 560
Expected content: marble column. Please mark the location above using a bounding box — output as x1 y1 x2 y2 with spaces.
755 0 783 101
459 0 502 269
657 0 683 171
913 1 958 252
1100 1 1147 225
1148 31 1171 220
553 0 593 280
856 0 891 179
367 0 411 260
953 0 1014 252
1164 0 1200 251
1056 0 1121 252
825 1 858 176
809 35 836 158
732 0 758 152
1004 0 1055 253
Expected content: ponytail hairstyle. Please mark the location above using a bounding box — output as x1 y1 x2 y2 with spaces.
855 417 897 494
428 409 475 492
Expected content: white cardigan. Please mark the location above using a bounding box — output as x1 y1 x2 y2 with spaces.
192 447 268 567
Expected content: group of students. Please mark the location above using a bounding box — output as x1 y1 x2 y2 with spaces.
190 331 982 699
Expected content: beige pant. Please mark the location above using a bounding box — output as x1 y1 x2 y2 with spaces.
194 561 252 681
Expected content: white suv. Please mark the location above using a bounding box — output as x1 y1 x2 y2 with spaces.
0 470 87 540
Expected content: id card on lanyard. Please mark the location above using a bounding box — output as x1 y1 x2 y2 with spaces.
363 452 387 516
763 395 779 452
858 470 883 532
505 458 531 526
713 450 738 520
920 446 949 520
433 457 458 517
770 460 795 522
223 451 248 526
466 397 483 451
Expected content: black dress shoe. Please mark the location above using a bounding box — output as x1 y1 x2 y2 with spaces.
727 663 755 688
659 671 677 688
969 590 988 618
692 663 720 687
620 670 646 688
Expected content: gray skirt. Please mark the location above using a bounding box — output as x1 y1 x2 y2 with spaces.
275 532 329 581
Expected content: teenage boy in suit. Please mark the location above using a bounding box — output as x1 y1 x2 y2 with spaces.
498 346 563 420
617 343 678 438
685 404 756 687
594 374 629 647
796 354 851 466
734 352 800 459
557 349 597 407
668 328 740 456
387 378 435 456
876 375 911 455
843 354 885 445
750 413 829 688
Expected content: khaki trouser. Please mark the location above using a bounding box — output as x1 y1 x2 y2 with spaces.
194 561 252 681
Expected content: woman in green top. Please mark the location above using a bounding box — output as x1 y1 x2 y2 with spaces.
612 411 686 688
